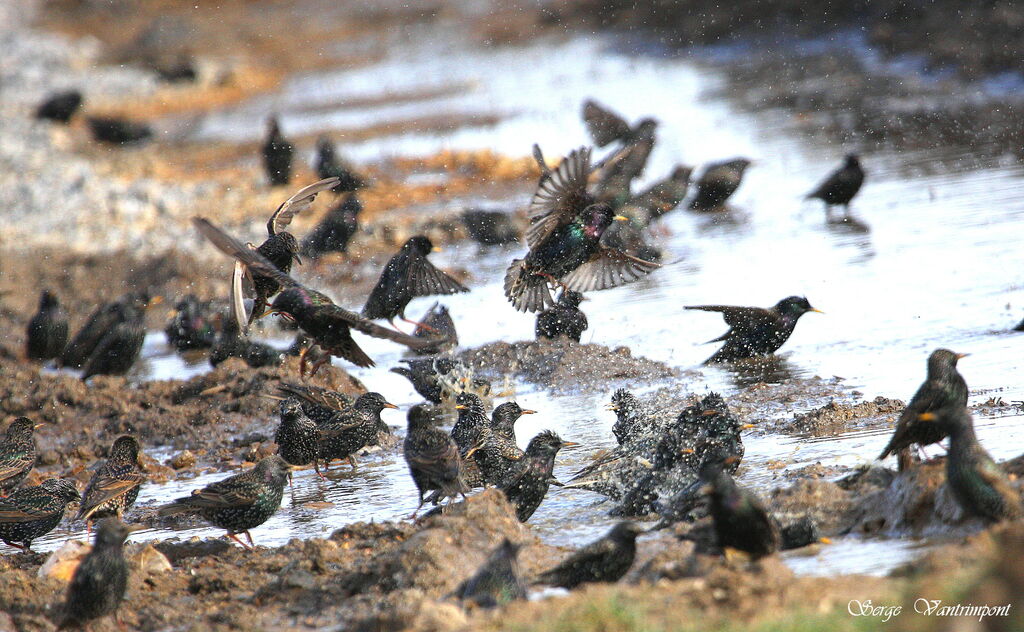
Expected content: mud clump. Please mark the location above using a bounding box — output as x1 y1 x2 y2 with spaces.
782 396 904 437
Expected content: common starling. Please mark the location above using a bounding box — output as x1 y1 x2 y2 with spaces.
314 136 366 193
461 209 521 246
806 154 865 218
593 137 655 209
702 459 780 559
500 430 575 522
75 436 144 530
535 522 643 588
879 349 969 471
80 299 148 380
300 192 362 258
608 389 646 446
581 99 657 149
86 116 152 144
535 290 588 342
274 398 322 476
0 418 40 494
685 296 822 363
504 146 659 313
404 405 468 517
390 357 460 404
35 90 83 123
451 393 490 453
0 478 80 551
275 382 355 425
60 292 152 369
454 539 527 608
26 289 69 361
475 402 535 487
688 158 752 212
262 117 293 186
412 303 459 355
157 456 291 548
58 518 138 630
163 294 219 351
209 316 282 368
622 165 694 223
319 393 398 469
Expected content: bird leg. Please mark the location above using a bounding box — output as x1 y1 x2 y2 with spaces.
298 347 310 379
347 455 359 471
3 540 26 553
227 532 254 550
401 316 438 334
538 272 569 294
308 355 331 377
409 495 425 520
314 459 327 481
245 531 255 548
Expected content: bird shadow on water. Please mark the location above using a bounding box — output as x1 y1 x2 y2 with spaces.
717 355 804 388
822 214 875 263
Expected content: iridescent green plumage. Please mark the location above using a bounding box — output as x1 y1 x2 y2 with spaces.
0 479 80 551
0 418 39 494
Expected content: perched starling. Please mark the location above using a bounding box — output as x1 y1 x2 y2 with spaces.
58 518 138 629
319 393 398 469
536 522 643 588
476 403 534 487
535 290 588 342
164 294 219 351
390 357 460 404
276 381 354 425
75 436 144 529
157 456 291 548
0 478 80 552
806 154 865 218
454 539 527 608
86 116 152 144
608 389 646 446
262 117 293 186
314 136 366 193
685 296 821 363
0 418 40 494
688 158 752 211
26 289 69 361
702 459 780 559
500 430 574 522
209 316 282 368
412 303 459 355
80 300 148 380
61 292 152 369
504 146 659 313
300 192 362 258
461 209 521 246
404 405 468 517
879 349 969 471
275 398 322 476
35 90 83 123
581 99 657 148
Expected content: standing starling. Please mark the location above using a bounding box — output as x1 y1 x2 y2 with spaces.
274 398 322 476
581 99 657 149
685 296 822 363
412 303 459 355
262 117 293 186
163 294 218 351
476 403 535 487
58 518 138 630
535 290 588 342
404 405 468 517
0 418 40 495
535 522 644 588
702 459 780 559
300 192 362 258
157 456 291 548
461 209 521 246
451 393 490 454
86 116 152 144
319 393 398 469
60 292 152 369
454 539 527 608
35 90 83 123
0 479 80 552
504 146 659 313
879 349 969 471
275 382 354 425
500 430 575 522
26 289 69 361
75 436 145 530
806 154 865 218
688 158 752 211
80 300 148 380
314 136 366 193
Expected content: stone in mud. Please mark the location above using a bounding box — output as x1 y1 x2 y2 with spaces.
168 449 196 469
131 544 172 574
38 539 90 582
153 538 232 563
784 397 904 437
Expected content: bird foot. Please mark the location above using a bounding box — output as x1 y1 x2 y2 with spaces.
402 317 437 334
227 532 254 550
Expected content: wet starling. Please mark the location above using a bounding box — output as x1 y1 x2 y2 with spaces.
319 393 398 469
404 405 468 517
262 117 293 186
622 165 694 223
58 518 138 630
685 296 822 363
26 289 69 361
500 430 575 522
163 294 219 351
581 99 657 149
86 116 152 144
702 460 780 559
314 136 366 193
390 357 461 404
157 456 291 548
878 349 969 471
274 398 322 475
535 290 588 342
300 192 362 258
0 478 80 551
75 436 144 529
80 300 148 380
536 522 643 588
504 146 659 313
454 539 527 608
209 316 282 368
275 381 355 425
461 209 521 246
451 393 490 453
475 402 535 487
609 389 646 446
688 158 752 211
806 154 865 217
0 418 40 494
60 292 152 369
412 303 459 355
35 90 83 123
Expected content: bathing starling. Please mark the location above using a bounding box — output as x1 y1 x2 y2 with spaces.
300 192 362 258
685 296 822 363
209 315 282 368
454 539 527 608
314 136 366 193
536 522 643 588
688 158 752 211
879 349 969 471
703 459 780 559
157 455 291 548
412 302 459 355
319 393 398 469
275 382 355 425
0 418 40 494
806 154 865 217
504 146 659 313
390 357 461 404
581 99 657 148
86 116 152 144
609 389 647 446
476 403 535 487
35 90 83 123
26 289 68 361
500 430 574 522
80 300 148 380
262 117 293 186
274 398 322 475
404 404 468 517
60 292 152 369
535 290 588 342
0 478 80 551
451 393 490 453
58 518 137 630
163 294 218 351
75 436 144 529
461 209 521 246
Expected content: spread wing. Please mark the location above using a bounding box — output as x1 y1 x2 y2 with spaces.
230 259 251 333
267 177 339 235
406 256 469 297
582 99 631 147
526 146 593 249
561 247 660 292
684 305 775 334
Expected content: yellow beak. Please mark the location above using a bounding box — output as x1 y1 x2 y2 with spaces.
613 215 629 222
520 409 537 415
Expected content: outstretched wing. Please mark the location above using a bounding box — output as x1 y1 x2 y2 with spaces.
526 146 593 249
582 99 631 147
406 256 469 297
267 177 339 235
230 260 250 333
684 305 775 332
561 247 660 292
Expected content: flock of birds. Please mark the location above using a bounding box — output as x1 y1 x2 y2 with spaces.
7 93 1017 624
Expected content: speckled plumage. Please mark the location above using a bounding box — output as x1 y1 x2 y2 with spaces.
361 236 468 324
500 431 571 522
76 436 144 526
0 479 80 551
404 405 467 516
535 290 588 342
274 398 321 471
475 402 533 487
686 296 820 363
536 522 643 588
319 393 397 468
276 382 355 425
0 418 39 494
61 292 150 370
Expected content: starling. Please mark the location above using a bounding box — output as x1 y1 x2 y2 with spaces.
390 357 461 404
918 407 1022 522
157 455 291 548
361 236 469 329
319 393 398 469
685 296 822 363
475 402 535 487
404 405 468 517
86 116 152 144
262 117 293 186
806 154 865 218
0 418 40 495
26 289 69 361
410 303 459 355
581 99 657 149
500 430 575 522
75 436 144 529
80 300 148 380
60 292 152 369
451 393 490 452
879 349 969 471
621 165 693 223
536 522 643 588
688 158 752 212
593 137 655 209
35 90 83 123
163 294 218 351
300 192 362 258
58 518 138 630
504 146 659 313
274 398 322 476
275 382 355 425
0 478 80 552
454 539 527 608
209 316 282 368
461 209 521 246
609 389 647 446
535 290 588 342
314 136 366 193
702 459 780 559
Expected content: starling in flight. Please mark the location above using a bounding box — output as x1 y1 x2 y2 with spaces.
35 90 83 123
688 158 752 212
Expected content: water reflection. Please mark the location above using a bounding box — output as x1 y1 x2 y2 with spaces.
718 355 804 388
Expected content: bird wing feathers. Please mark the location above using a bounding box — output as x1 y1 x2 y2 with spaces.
77 467 144 520
526 147 593 249
561 247 660 292
582 100 631 147
267 177 339 235
406 257 469 297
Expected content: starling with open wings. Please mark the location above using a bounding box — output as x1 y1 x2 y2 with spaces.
686 296 821 363
689 158 752 211
581 99 658 148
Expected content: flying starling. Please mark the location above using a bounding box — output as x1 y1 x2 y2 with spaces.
163 294 219 351
454 539 527 608
58 518 138 629
314 136 366 193
806 154 865 218
404 405 468 518
86 116 152 144
879 349 969 471
504 146 659 313
535 290 588 342
274 398 322 477
26 289 69 361
688 158 752 212
35 90 83 123
476 403 535 487
75 436 144 530
276 382 354 425
361 236 469 330
593 137 656 209
80 300 148 380
461 209 521 246
0 418 40 495
685 296 822 363
581 99 658 149
0 478 80 552
500 430 575 522
157 455 291 549
319 393 398 469
300 192 362 258
412 303 459 355
621 165 694 223
536 522 643 588
262 116 293 186
702 459 780 559
60 292 153 369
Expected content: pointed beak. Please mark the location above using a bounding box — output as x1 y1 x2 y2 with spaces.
293 253 303 266
260 309 277 319
956 353 970 360
917 412 938 422
432 246 443 253
605 404 618 411
613 215 629 222
33 423 46 430
740 423 756 430
519 409 537 415
454 404 467 410
382 403 399 410
808 308 824 314
680 448 695 454
561 441 580 448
